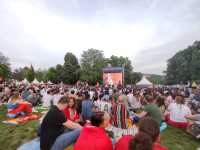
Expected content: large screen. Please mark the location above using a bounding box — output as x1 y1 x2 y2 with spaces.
103 72 123 85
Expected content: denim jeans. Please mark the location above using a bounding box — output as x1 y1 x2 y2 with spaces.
51 128 81 150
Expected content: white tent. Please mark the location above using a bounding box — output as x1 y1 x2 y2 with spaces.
32 78 40 84
47 81 53 84
40 81 44 84
22 78 29 84
136 76 153 86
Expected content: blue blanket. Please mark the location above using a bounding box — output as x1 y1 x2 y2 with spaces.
17 138 40 150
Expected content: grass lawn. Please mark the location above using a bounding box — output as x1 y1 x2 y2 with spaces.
0 106 200 150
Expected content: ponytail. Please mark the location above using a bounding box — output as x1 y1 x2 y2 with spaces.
129 131 153 150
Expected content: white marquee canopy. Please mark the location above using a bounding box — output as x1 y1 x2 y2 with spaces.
136 76 153 86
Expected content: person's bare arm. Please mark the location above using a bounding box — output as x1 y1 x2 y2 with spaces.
185 114 198 121
63 120 82 129
137 111 148 118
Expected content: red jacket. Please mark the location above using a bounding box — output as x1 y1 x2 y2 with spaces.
63 107 79 122
115 135 168 150
74 125 113 150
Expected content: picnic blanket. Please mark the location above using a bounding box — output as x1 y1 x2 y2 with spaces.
2 114 39 125
106 125 138 141
17 138 73 150
17 138 40 150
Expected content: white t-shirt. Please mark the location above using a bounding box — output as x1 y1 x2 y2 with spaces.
168 103 191 123
53 94 63 105
95 100 112 114
127 94 141 109
42 93 53 107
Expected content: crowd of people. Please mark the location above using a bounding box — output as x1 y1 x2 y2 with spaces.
0 79 200 150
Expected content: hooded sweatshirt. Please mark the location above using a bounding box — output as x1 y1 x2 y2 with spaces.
74 125 113 150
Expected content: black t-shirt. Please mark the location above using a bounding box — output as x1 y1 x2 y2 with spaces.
40 105 67 150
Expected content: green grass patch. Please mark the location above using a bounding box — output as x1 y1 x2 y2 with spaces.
0 105 200 150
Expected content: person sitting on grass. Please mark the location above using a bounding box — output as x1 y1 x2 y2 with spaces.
114 117 168 150
136 95 163 126
164 95 191 128
64 97 80 122
81 91 94 121
112 95 128 129
7 92 32 118
185 113 200 139
40 96 82 150
74 111 113 150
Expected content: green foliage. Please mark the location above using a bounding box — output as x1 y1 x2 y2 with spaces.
35 69 47 82
166 41 200 84
12 67 46 82
45 67 58 83
108 55 134 84
0 64 11 79
130 72 142 84
12 68 26 81
148 74 165 85
25 65 35 82
0 52 11 80
1 106 200 150
80 49 107 84
62 53 80 84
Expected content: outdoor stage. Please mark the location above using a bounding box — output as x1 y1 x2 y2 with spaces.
103 67 124 86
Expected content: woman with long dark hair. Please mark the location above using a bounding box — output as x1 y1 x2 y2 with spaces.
115 117 168 150
63 97 80 122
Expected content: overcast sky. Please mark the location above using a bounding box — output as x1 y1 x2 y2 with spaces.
0 0 200 75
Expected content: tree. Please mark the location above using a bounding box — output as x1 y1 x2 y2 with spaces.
55 64 64 83
45 67 58 83
80 49 107 84
108 55 134 84
130 72 142 84
62 52 80 84
35 69 47 81
148 74 165 85
166 41 200 84
25 65 35 82
0 64 11 80
12 68 26 81
0 52 11 80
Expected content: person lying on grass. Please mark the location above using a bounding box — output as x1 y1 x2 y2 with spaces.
114 117 168 150
40 96 82 150
7 92 32 118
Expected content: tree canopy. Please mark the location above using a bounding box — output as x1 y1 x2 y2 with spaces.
2 49 147 85
107 55 134 84
62 52 80 84
166 41 200 84
0 52 11 79
80 49 107 84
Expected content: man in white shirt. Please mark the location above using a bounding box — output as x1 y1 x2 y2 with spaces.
127 91 141 110
42 90 53 107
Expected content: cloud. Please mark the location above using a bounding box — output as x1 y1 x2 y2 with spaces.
134 27 200 74
0 0 200 74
